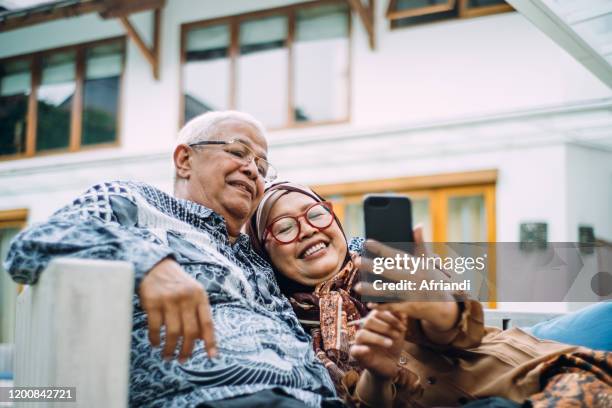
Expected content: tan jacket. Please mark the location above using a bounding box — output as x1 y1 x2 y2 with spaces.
362 300 585 407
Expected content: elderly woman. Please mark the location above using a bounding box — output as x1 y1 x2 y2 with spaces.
248 182 611 408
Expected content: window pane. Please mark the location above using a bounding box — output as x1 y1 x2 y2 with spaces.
409 197 432 242
447 195 486 241
467 0 507 7
82 41 123 146
395 0 451 10
184 24 230 122
0 228 19 343
391 0 457 27
237 16 288 128
36 51 75 152
0 59 30 156
294 4 348 123
344 201 364 238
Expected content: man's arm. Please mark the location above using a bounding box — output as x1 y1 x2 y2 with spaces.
4 183 172 287
4 182 217 360
4 214 174 288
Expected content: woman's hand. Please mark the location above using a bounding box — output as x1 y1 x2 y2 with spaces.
355 226 462 342
349 310 406 380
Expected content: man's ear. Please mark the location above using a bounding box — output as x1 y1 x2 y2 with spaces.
173 144 192 179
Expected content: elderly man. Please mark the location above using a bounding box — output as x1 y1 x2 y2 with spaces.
4 111 341 408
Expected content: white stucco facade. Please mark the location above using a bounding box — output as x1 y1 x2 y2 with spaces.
1 0 611 312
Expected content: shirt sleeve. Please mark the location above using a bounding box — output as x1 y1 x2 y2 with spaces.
404 294 485 350
3 182 176 290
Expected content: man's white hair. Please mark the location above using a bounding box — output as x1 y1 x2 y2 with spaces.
176 110 267 147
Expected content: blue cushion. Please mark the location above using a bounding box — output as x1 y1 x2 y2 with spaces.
524 303 612 351
0 371 12 380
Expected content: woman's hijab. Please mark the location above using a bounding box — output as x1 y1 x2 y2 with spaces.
247 182 370 399
248 181 346 257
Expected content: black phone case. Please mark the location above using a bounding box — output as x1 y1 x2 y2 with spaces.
363 195 414 249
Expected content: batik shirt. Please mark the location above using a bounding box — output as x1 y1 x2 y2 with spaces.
4 181 338 407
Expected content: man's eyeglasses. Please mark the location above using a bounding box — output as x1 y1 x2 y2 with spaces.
189 139 278 183
265 202 335 244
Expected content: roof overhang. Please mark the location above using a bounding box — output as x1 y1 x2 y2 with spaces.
0 0 164 32
506 0 612 88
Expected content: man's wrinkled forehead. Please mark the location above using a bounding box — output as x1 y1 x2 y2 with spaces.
212 119 268 158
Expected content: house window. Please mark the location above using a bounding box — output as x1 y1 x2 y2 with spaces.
387 0 512 28
0 59 30 156
82 42 123 146
312 171 497 307
181 1 350 129
0 37 125 160
36 51 76 152
237 15 288 128
294 4 349 123
184 24 231 122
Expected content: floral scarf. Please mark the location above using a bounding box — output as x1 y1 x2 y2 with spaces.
287 253 371 401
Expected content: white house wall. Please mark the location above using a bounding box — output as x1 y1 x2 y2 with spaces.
351 4 611 128
1 0 611 242
566 144 612 241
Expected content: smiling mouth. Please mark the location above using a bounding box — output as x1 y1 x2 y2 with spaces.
228 181 254 198
299 241 329 259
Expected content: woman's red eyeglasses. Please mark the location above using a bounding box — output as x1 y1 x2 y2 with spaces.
265 202 335 244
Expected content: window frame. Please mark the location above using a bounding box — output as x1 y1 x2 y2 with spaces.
0 36 126 162
387 0 513 29
313 170 498 308
386 0 457 20
179 0 352 130
458 0 513 18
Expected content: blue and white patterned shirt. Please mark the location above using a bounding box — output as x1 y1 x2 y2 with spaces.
4 181 339 407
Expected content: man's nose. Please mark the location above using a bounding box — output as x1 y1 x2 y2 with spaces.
240 156 259 179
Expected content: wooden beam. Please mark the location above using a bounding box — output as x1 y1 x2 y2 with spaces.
70 47 85 151
25 56 39 156
387 0 455 20
119 8 162 80
99 0 165 19
0 208 28 224
311 169 498 196
346 0 376 50
153 7 161 79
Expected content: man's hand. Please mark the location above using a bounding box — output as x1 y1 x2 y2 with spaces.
138 258 217 362
350 310 406 380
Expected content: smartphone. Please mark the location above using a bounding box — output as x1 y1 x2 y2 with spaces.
363 194 414 251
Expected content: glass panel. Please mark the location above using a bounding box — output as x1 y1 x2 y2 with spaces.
294 4 348 123
184 24 230 122
467 0 508 6
392 10 457 27
237 16 288 128
82 42 123 146
573 13 612 54
409 197 432 241
447 195 486 241
339 195 429 241
391 0 457 27
344 201 364 238
0 59 30 156
36 51 75 152
395 0 451 10
0 228 19 343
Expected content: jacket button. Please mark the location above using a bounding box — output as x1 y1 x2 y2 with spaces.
399 356 408 365
426 376 436 385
